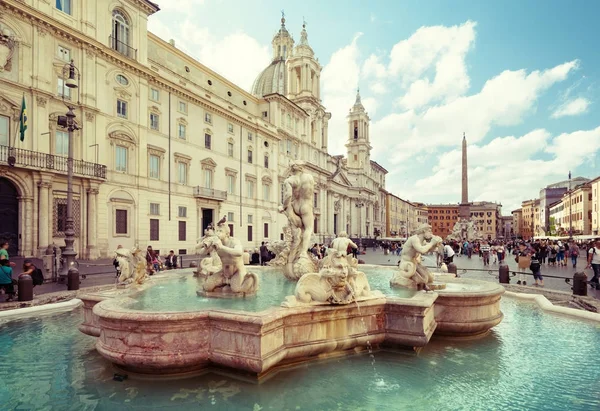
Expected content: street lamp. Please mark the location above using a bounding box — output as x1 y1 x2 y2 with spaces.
57 60 81 282
568 171 573 238
355 192 365 250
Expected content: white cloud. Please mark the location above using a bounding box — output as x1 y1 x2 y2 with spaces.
321 33 363 154
154 0 206 13
551 97 591 118
148 17 270 91
370 60 579 165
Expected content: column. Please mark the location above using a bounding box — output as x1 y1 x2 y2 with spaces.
86 187 99 259
327 193 334 235
23 197 34 256
38 181 52 255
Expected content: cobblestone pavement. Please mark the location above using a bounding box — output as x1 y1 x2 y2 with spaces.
359 249 599 298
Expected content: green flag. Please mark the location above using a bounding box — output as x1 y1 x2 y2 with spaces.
19 95 27 142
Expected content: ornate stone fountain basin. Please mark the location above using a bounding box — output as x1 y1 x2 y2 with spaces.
79 271 504 377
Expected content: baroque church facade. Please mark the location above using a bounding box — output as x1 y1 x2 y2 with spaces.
0 0 387 259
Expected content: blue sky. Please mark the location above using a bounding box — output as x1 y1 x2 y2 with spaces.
149 0 600 213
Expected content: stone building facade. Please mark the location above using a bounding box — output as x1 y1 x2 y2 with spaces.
511 208 523 238
427 204 459 238
521 199 540 240
469 201 502 240
591 177 600 236
0 1 387 258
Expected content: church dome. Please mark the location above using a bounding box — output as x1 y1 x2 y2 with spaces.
251 58 288 97
251 14 293 97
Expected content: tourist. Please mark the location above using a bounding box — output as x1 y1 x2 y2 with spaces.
443 242 455 264
569 241 580 268
146 246 155 273
152 252 162 272
557 241 566 267
165 250 178 270
586 239 600 289
497 243 505 263
515 243 530 285
0 259 15 302
530 251 544 287
260 241 269 266
0 242 15 267
481 241 491 266
21 259 44 287
548 243 557 266
250 249 260 265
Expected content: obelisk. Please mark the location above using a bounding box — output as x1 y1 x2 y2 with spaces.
459 133 470 219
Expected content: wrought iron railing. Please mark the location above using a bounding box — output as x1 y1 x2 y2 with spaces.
193 186 227 201
109 35 137 59
0 145 106 179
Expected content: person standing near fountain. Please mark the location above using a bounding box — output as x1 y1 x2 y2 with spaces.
391 224 442 291
278 161 317 280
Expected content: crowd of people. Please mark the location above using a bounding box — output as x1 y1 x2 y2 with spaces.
0 242 44 302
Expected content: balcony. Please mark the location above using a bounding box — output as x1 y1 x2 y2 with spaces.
0 145 106 179
109 35 137 60
193 186 227 201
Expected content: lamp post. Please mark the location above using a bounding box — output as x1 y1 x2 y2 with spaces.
57 60 80 282
568 171 573 238
355 192 365 250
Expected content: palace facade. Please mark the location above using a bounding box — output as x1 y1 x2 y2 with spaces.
0 0 387 258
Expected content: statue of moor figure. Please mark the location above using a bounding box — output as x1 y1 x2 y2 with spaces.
391 224 442 291
196 219 258 296
114 246 148 285
278 161 317 280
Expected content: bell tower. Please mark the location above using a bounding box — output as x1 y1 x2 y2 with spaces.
345 88 371 170
287 20 321 100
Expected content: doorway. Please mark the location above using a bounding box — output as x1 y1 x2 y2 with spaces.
0 177 19 256
333 214 338 235
202 208 214 234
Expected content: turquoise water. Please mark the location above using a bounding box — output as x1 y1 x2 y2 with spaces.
1 299 599 410
126 265 416 313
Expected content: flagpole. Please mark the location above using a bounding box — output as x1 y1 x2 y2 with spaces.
12 93 25 148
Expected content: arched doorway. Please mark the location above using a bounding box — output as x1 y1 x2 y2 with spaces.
0 177 19 256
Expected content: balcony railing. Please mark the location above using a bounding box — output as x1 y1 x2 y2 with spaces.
193 186 227 201
109 35 137 60
0 145 106 179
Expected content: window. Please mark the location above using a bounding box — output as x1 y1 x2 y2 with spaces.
56 202 67 232
150 88 160 101
228 224 234 237
247 214 253 224
116 74 129 86
115 209 128 234
248 132 253 141
178 124 186 139
115 146 127 172
149 154 160 179
227 142 234 157
57 78 71 98
178 206 187 218
204 169 213 189
55 130 69 156
204 133 211 149
263 184 270 201
117 100 128 118
179 101 187 113
227 175 235 194
227 212 234 222
150 203 160 215
0 115 8 146
178 162 187 184
264 155 269 169
204 112 212 124
150 219 160 241
57 45 70 62
247 180 255 199
247 150 253 164
112 10 131 56
280 183 285 204
228 123 234 134
150 113 159 130
247 225 253 242
55 0 72 15
178 221 186 241
313 192 318 208
262 111 268 118
264 223 269 238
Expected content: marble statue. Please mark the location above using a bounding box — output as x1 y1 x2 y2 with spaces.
114 247 148 285
281 250 381 307
195 219 258 296
278 161 318 280
266 225 293 267
390 224 442 291
447 218 479 242
330 231 358 257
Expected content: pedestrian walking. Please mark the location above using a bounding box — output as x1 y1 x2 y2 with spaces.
586 239 600 289
530 251 544 287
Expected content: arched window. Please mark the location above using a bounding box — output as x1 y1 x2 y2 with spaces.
112 10 131 57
